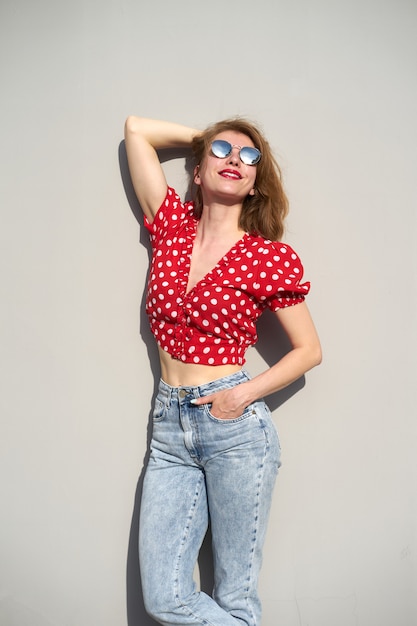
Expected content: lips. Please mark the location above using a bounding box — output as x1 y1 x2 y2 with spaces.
219 169 242 180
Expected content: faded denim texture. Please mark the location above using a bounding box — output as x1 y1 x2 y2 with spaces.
139 370 281 626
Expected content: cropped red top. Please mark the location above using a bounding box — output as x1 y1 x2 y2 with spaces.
144 187 310 366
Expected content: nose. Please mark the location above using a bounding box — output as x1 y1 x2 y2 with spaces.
227 146 240 166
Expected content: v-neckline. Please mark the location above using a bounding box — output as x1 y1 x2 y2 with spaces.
184 223 249 297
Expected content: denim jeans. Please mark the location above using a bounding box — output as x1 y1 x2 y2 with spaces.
139 370 281 626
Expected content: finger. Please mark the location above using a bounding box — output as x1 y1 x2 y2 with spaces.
190 394 213 406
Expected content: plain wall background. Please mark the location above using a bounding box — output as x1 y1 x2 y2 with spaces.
1 0 416 624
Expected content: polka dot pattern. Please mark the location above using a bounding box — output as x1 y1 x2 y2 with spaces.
144 187 310 365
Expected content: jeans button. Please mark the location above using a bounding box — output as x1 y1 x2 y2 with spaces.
179 389 187 398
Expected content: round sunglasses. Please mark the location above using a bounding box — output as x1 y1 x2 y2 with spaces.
210 139 262 165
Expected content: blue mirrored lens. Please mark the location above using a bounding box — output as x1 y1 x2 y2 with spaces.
211 140 232 158
240 146 261 165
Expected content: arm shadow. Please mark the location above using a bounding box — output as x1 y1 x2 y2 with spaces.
119 140 305 621
254 308 305 413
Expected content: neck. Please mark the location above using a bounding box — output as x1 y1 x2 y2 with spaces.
197 202 244 241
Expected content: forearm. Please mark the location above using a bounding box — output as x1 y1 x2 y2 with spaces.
193 344 321 421
124 116 200 150
240 344 322 406
240 301 322 405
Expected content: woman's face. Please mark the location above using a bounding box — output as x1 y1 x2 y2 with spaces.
194 130 257 204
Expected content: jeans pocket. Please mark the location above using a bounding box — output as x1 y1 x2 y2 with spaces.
152 398 167 422
203 403 255 423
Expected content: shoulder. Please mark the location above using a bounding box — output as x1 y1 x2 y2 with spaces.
244 235 304 268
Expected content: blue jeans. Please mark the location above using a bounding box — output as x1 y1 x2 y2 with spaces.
139 370 281 626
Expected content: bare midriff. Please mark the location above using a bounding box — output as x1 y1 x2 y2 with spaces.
158 346 243 388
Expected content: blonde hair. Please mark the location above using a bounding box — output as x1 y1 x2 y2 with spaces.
191 118 289 241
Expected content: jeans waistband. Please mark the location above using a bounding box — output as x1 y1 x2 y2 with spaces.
158 369 251 403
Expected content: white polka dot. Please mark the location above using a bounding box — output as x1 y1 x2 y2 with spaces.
146 192 307 366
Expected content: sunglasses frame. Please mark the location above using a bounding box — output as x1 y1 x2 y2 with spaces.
210 139 262 166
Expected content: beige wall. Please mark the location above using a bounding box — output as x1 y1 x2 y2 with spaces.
1 0 416 624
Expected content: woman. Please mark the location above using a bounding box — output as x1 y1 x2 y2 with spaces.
124 115 321 626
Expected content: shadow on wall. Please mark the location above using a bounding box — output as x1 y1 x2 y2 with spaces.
119 142 304 625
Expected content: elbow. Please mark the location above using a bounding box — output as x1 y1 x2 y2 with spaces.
299 339 322 372
124 115 143 138
311 342 322 368
125 115 135 136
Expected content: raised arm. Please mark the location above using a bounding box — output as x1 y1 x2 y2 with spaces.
124 116 200 223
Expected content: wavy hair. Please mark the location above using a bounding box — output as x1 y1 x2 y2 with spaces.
191 118 289 241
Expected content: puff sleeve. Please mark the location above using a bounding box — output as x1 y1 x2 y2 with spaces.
254 241 310 311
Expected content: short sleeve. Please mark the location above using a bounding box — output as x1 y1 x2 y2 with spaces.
143 187 191 247
255 242 310 311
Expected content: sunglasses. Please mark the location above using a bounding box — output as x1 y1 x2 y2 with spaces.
210 139 261 166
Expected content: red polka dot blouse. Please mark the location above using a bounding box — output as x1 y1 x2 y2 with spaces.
144 187 310 366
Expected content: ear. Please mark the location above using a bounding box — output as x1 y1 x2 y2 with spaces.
249 187 256 196
194 164 201 185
